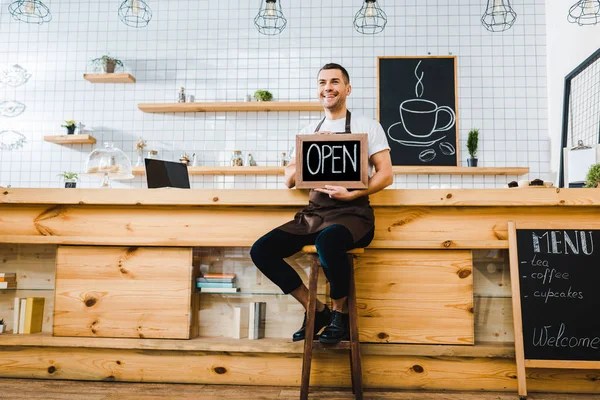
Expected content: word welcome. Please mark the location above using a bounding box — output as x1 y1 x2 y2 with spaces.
306 144 358 175
532 323 600 350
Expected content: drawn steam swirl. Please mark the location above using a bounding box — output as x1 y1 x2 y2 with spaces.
414 60 424 98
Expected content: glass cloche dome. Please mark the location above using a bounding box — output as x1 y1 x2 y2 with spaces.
84 142 134 187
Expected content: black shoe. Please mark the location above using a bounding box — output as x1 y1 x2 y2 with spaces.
292 304 331 342
319 310 349 344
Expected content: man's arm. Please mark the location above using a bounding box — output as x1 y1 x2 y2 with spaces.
313 149 393 201
284 159 296 189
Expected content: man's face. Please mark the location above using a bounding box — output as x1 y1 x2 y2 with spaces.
317 69 351 111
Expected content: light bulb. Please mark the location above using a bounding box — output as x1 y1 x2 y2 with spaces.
584 0 599 13
365 2 376 18
131 0 141 16
24 0 35 15
266 1 276 18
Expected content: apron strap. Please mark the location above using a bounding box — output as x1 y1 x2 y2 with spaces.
314 110 352 133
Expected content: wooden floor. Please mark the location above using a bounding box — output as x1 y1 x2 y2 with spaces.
0 379 597 400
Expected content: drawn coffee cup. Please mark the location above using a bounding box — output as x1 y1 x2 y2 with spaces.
399 99 455 138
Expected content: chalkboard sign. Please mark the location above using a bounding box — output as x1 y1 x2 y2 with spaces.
515 228 600 361
508 222 600 398
295 134 368 189
378 56 458 166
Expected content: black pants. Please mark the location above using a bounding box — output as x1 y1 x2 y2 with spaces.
250 225 374 299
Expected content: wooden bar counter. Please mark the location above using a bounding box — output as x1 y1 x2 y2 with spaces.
1 187 599 394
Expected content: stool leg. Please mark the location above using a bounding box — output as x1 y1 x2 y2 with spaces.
300 255 320 400
347 255 363 400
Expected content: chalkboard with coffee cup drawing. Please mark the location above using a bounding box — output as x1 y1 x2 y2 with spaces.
378 56 458 166
508 222 600 398
295 134 369 189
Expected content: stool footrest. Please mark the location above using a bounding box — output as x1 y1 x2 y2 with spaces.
312 341 351 351
301 245 365 255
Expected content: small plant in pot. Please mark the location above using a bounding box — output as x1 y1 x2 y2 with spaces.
467 128 479 167
253 89 273 102
0 319 4 333
90 55 123 74
585 163 600 188
61 120 76 135
57 172 79 188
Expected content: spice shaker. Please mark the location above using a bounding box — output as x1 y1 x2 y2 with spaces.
178 87 186 103
246 152 257 166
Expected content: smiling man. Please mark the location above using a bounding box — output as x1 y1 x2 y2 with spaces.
250 63 392 344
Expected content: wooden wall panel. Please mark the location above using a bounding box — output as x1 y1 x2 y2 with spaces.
54 246 193 339
0 347 600 394
355 250 473 344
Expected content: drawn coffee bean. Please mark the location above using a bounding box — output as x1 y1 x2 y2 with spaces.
439 142 455 156
419 148 436 162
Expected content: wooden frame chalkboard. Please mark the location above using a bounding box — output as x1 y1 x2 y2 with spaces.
295 134 369 189
508 221 600 399
378 56 459 167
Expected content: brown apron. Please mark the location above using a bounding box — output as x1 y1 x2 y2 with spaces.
277 110 375 242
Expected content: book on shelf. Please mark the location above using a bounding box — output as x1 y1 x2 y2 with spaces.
13 297 20 334
197 277 236 283
198 287 240 293
0 272 16 278
24 297 45 334
0 281 17 289
202 273 236 280
18 298 26 334
0 276 17 282
248 302 266 340
232 305 249 339
196 282 236 289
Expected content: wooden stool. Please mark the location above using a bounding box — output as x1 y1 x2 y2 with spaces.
300 245 364 400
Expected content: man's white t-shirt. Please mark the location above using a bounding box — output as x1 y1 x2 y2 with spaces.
298 114 391 174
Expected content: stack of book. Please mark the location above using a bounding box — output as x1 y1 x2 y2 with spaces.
196 273 239 293
0 272 17 289
13 297 45 334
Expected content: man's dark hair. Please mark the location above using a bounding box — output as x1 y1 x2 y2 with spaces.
318 63 350 84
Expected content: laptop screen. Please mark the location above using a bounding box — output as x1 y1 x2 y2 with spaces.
144 159 191 189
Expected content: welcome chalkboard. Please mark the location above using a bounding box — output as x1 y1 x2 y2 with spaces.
295 134 368 189
378 56 458 166
514 228 600 361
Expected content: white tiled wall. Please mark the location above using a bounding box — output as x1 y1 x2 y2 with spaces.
0 0 548 189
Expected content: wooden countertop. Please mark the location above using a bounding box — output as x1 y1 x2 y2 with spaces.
1 187 598 207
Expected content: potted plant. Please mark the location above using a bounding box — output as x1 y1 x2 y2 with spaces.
90 55 123 73
0 319 4 333
57 172 79 188
61 120 76 135
253 89 273 102
467 128 479 167
585 163 600 188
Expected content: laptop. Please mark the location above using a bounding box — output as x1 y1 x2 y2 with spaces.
144 158 191 189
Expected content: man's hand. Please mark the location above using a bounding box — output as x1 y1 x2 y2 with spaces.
313 185 356 201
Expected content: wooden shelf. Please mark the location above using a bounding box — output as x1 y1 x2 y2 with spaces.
0 333 514 358
83 73 136 83
132 166 528 176
391 166 529 176
137 101 322 113
43 134 96 145
132 166 284 176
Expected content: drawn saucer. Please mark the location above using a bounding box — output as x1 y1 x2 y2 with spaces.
386 120 446 147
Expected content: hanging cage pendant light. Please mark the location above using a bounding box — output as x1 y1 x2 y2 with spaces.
254 0 287 36
118 0 153 28
8 0 52 25
481 0 517 32
353 0 387 35
568 0 600 26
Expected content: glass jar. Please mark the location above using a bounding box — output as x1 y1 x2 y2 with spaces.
231 150 243 167
146 149 158 159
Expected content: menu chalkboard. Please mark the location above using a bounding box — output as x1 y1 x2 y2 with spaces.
515 228 600 361
295 134 368 189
